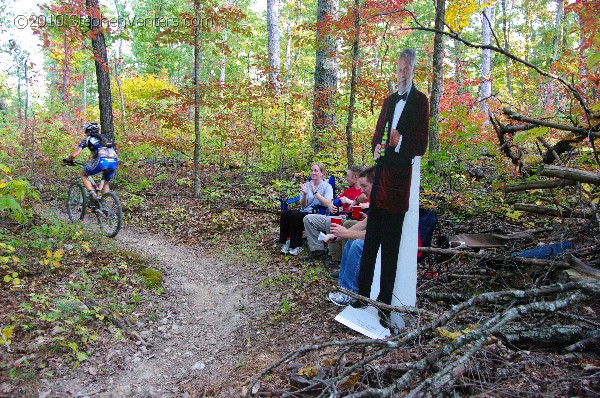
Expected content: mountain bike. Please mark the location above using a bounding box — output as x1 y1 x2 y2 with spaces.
64 160 122 238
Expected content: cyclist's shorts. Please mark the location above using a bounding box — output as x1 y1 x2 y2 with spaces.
84 157 118 181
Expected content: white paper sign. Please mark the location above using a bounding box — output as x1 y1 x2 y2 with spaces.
334 306 390 340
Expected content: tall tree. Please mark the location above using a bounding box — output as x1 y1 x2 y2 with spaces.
193 0 203 198
501 0 512 96
86 0 114 139
267 0 281 94
113 0 127 133
429 0 445 153
312 0 339 154
479 5 494 117
343 0 360 168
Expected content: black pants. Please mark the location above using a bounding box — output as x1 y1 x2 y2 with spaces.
279 210 308 249
357 205 405 305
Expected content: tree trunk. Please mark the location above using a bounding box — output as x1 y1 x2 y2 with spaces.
62 32 72 107
312 0 339 154
479 6 494 117
552 0 564 62
82 72 87 113
114 56 126 134
220 56 226 86
501 0 512 95
285 23 292 88
343 0 360 168
267 0 281 94
113 0 126 134
86 0 115 140
429 0 445 153
193 0 203 198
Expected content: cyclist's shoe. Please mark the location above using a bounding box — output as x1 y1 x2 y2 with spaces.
89 190 99 200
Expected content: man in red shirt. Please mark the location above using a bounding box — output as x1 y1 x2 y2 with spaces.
301 165 367 262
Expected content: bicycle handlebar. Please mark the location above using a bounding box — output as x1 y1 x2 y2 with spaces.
63 159 84 166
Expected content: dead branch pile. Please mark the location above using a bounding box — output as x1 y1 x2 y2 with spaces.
245 282 599 397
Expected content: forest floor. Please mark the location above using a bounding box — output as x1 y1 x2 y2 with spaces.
1 162 599 397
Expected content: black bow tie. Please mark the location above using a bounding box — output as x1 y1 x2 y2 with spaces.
397 91 408 101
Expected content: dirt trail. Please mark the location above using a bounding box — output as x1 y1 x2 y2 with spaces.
38 227 254 397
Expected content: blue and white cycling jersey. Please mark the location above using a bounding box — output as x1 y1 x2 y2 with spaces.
78 136 117 159
78 136 118 181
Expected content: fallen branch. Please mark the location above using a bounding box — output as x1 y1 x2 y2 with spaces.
418 246 571 269
503 108 599 138
420 291 470 303
566 254 600 278
247 282 599 397
537 164 600 185
495 324 595 348
566 331 600 352
504 179 577 193
513 203 597 219
345 288 596 397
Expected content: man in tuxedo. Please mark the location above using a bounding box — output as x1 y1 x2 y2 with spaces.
352 48 429 328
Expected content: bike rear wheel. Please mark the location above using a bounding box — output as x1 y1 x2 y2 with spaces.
96 191 122 238
67 183 86 221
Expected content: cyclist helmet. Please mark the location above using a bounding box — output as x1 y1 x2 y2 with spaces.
84 122 99 135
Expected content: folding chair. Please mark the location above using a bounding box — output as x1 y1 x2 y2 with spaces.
276 176 336 215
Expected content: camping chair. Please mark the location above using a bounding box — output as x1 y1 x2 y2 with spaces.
276 176 336 215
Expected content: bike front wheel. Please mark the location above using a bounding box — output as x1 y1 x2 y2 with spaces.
67 183 86 222
96 191 122 238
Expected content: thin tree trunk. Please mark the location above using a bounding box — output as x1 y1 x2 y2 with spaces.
114 55 126 134
193 0 203 198
62 32 72 128
479 6 494 118
219 56 226 86
501 0 512 95
429 0 445 153
86 0 115 139
267 0 281 94
344 0 360 168
312 0 339 154
552 0 564 62
82 72 87 113
113 0 126 133
24 58 35 183
285 23 291 88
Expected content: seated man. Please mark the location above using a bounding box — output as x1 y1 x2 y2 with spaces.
324 167 375 306
301 165 366 262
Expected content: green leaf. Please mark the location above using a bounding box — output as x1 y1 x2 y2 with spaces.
513 127 549 144
587 52 600 71
76 351 89 361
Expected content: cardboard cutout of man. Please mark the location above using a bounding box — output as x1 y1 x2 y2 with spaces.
352 48 429 328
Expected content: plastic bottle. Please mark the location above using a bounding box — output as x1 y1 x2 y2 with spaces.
379 121 389 159
285 237 291 252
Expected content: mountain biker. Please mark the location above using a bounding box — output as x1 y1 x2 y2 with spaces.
63 122 118 200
